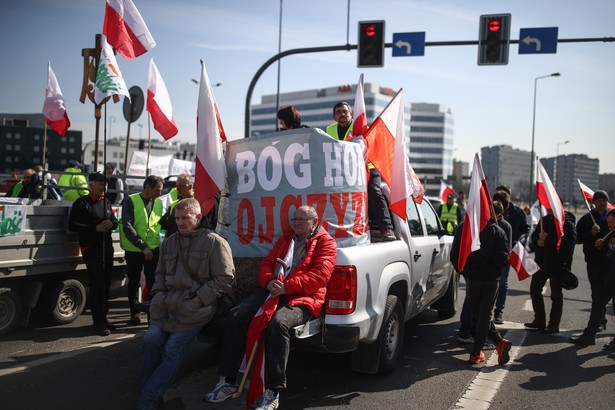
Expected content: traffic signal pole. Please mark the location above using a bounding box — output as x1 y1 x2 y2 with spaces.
244 36 614 138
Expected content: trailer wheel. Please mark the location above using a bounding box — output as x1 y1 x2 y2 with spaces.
45 280 86 325
377 295 405 374
0 288 22 337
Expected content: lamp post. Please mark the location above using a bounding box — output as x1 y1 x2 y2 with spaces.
554 139 570 188
109 115 116 140
528 72 561 203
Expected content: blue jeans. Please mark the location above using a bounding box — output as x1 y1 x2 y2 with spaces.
137 324 202 410
494 263 510 316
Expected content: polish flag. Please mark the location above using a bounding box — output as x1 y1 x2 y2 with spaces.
578 179 614 210
347 73 368 141
439 179 455 203
364 89 409 220
457 154 492 272
147 58 178 140
42 62 71 137
407 162 425 204
103 0 156 60
509 241 539 280
536 160 564 250
195 60 227 216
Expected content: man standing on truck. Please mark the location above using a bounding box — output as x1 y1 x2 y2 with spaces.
58 159 88 201
120 175 164 325
451 211 512 365
203 205 337 409
5 168 41 199
325 101 395 242
68 172 118 336
137 198 235 410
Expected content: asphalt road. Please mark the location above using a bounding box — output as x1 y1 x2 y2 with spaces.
1 247 614 410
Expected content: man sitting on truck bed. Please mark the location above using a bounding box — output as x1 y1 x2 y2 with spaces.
203 205 337 410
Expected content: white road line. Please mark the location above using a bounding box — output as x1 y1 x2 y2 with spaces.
0 333 141 377
454 324 527 409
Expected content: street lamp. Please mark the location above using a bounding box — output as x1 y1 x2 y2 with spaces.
554 139 570 188
528 72 561 203
109 115 116 140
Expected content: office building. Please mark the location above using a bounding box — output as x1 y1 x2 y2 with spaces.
481 145 531 202
541 154 599 206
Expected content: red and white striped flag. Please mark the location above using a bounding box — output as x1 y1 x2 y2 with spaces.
348 73 367 141
457 154 492 272
103 0 156 60
578 179 614 210
364 89 409 220
42 62 71 137
509 241 539 280
439 179 455 203
536 161 564 250
195 60 227 216
147 58 178 140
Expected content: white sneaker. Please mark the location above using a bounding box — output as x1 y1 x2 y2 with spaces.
250 389 279 410
203 376 239 403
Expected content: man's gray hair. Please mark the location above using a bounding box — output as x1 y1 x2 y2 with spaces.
176 172 193 186
175 197 201 214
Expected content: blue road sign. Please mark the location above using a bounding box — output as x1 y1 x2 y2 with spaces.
392 32 425 57
519 27 558 54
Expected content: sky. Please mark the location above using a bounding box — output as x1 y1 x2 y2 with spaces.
1 0 614 173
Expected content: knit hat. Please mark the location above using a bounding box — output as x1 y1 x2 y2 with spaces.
593 190 609 203
88 172 105 182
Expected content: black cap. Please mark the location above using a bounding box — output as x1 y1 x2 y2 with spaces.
68 159 82 167
105 162 117 170
593 190 609 203
447 193 455 199
88 172 105 182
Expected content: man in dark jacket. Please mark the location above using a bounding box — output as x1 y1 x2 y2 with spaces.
204 205 337 409
575 190 610 331
68 172 118 336
451 215 512 365
525 208 576 334
5 169 41 199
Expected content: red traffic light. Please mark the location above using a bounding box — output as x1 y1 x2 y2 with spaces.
364 24 377 37
488 19 501 32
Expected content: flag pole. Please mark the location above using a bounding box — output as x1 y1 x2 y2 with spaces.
580 188 598 226
146 113 152 177
42 122 48 168
236 338 261 396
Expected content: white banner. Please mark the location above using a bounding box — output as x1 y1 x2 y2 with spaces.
0 204 27 236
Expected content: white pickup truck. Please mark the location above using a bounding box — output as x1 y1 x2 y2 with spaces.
223 128 458 374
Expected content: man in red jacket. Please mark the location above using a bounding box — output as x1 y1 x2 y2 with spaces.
204 205 337 409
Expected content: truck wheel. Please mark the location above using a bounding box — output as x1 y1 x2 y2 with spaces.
436 270 459 319
0 288 22 337
44 280 86 325
377 295 405 374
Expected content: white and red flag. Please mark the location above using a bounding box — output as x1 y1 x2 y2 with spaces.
103 0 156 60
94 37 130 105
439 179 455 203
457 154 492 272
536 160 565 250
147 58 178 140
509 241 539 280
42 62 71 137
578 179 614 210
364 89 409 220
195 59 227 216
348 73 368 141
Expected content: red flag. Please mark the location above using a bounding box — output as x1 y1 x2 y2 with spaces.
509 241 539 280
42 63 70 137
578 179 614 210
245 294 279 409
458 154 492 272
348 74 367 141
103 0 156 60
439 179 455 203
536 161 564 250
364 89 409 220
195 60 227 216
147 58 178 140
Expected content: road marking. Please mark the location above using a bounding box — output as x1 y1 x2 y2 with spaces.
0 333 141 377
454 324 527 409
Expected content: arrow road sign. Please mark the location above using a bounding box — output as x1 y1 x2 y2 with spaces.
392 32 425 57
519 27 558 54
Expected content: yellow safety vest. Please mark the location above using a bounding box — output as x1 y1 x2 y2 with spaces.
120 193 163 252
58 167 88 201
325 122 353 141
10 182 24 197
441 202 459 234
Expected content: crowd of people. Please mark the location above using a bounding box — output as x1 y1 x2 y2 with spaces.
4 104 614 410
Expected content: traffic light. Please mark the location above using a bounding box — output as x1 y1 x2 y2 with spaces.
358 20 385 67
477 14 511 65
